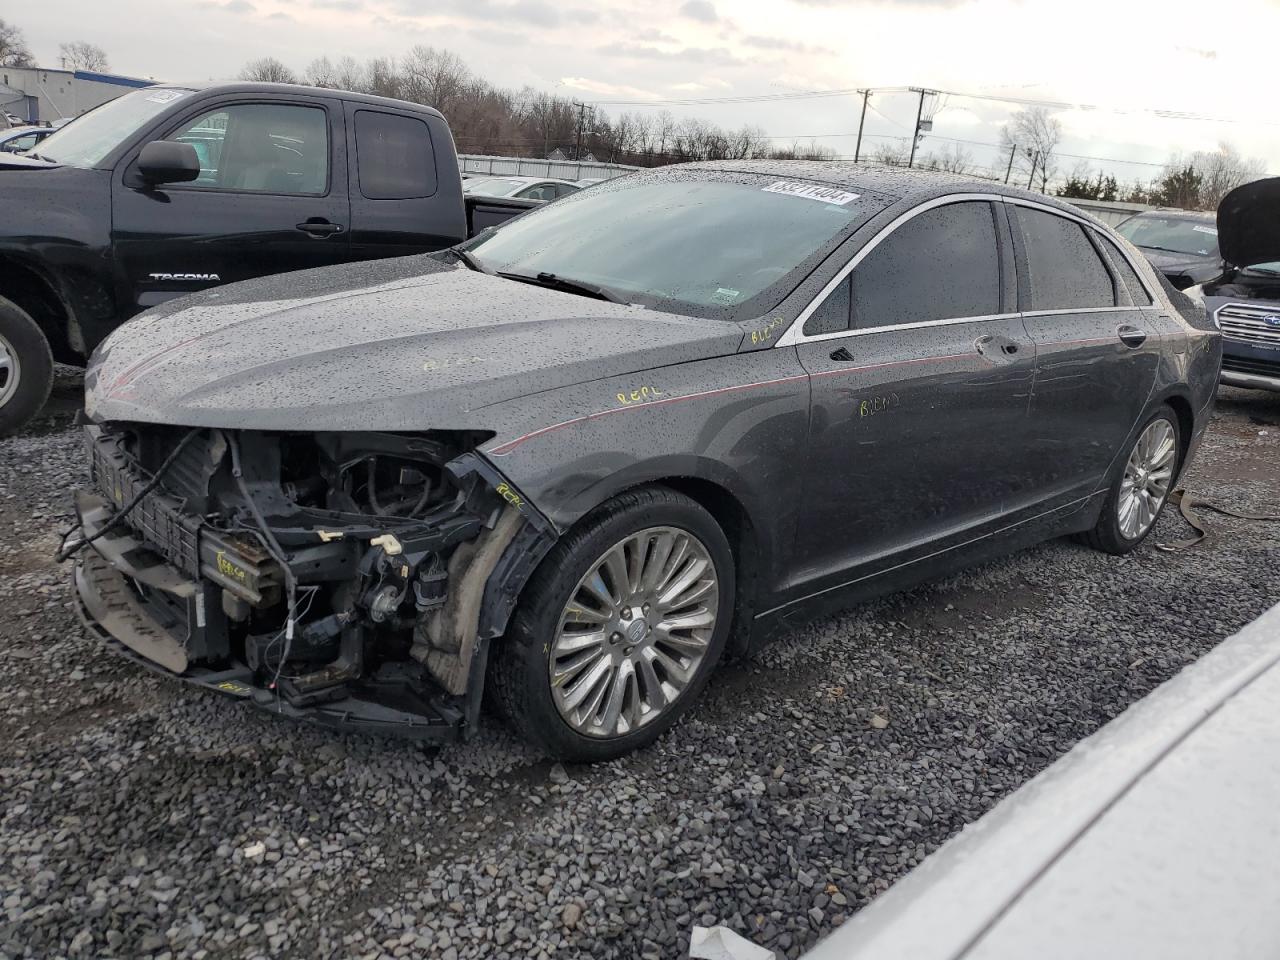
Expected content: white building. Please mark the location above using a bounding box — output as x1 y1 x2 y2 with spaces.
0 66 154 127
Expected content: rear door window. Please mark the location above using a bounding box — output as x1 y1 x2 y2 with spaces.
354 110 437 200
846 200 1002 330
1096 232 1154 305
1014 207 1116 310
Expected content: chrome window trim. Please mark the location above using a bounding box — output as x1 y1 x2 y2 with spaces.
777 192 1156 348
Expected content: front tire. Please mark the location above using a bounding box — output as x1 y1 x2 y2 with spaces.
1081 405 1181 555
491 486 735 761
0 296 55 437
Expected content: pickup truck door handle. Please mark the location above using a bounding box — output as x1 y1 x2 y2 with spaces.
296 219 344 238
1117 324 1148 348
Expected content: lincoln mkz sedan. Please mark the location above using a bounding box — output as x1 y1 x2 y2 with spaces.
68 162 1221 760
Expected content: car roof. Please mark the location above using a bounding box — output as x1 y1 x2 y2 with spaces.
158 81 447 121
676 159 1091 215
1129 208 1216 222
469 175 577 186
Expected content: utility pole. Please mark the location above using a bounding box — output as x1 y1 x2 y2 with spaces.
854 88 871 163
1026 149 1039 190
1004 143 1017 184
907 87 936 169
574 101 588 162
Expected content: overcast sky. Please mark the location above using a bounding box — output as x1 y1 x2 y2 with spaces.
18 0 1280 183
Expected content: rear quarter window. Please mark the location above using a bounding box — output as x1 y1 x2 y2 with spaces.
1096 232 1154 305
354 110 437 200
1015 206 1116 310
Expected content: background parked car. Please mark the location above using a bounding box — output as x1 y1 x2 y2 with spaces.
0 126 54 154
0 80 533 436
463 175 581 201
801 600 1280 960
1115 209 1223 290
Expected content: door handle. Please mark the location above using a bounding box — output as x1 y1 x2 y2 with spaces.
975 334 1023 362
829 346 855 362
296 219 343 238
1117 324 1147 348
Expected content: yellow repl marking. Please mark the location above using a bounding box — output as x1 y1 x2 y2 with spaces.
214 680 251 696
495 482 524 510
616 385 667 406
216 552 248 583
750 317 786 345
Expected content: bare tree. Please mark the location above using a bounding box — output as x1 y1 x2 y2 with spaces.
333 56 368 93
0 18 33 67
239 57 298 84
1000 107 1062 192
59 41 109 71
654 110 676 160
402 45 470 115
1191 142 1268 210
871 140 910 167
920 142 974 175
305 57 338 88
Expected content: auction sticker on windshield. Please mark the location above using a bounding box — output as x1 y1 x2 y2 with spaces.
763 181 860 206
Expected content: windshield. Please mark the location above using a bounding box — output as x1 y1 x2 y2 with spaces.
465 171 879 317
465 177 526 197
1117 215 1220 259
1242 261 1280 276
34 87 193 168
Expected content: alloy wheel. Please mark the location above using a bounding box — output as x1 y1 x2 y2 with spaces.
549 526 720 739
1117 418 1176 540
0 331 19 410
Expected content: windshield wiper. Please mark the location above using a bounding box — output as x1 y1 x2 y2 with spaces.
1136 243 1192 255
450 248 494 275
497 270 630 305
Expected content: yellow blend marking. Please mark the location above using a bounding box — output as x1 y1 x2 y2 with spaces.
495 482 524 510
750 317 786 345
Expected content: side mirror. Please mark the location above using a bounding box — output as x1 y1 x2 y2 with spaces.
136 141 200 186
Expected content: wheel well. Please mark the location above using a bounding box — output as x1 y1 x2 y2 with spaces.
1161 394 1194 479
0 255 77 363
653 476 760 660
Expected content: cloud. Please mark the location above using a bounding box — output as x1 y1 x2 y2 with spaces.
266 9 295 18
199 0 255 11
396 0 561 26
560 76 664 99
636 28 681 43
679 0 718 21
598 42 743 66
741 34 834 55
311 0 363 8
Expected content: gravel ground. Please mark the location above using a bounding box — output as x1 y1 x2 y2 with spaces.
2 376 1278 960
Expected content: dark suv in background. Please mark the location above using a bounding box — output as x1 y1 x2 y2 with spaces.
1119 183 1280 393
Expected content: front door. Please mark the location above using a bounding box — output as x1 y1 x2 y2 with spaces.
789 198 1038 594
112 95 350 316
1008 203 1164 507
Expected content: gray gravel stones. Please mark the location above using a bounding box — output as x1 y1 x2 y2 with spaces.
1 384 1278 959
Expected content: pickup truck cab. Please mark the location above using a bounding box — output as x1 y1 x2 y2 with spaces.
0 81 525 434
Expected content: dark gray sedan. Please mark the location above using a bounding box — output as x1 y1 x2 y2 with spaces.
70 162 1221 760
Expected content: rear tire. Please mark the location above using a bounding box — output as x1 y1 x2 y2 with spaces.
1080 405 1181 555
491 486 735 761
0 296 54 437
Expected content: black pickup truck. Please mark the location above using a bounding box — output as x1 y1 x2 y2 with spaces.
0 81 533 434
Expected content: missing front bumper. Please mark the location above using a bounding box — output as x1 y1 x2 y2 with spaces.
72 548 478 742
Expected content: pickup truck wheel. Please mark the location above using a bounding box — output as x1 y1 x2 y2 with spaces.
0 296 54 437
491 486 734 761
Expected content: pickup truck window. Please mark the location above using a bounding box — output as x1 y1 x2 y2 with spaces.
166 104 329 195
354 110 437 200
465 172 879 318
165 104 330 195
32 86 193 168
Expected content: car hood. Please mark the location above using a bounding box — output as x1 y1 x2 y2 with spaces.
0 151 60 170
1136 247 1223 287
1219 176 1280 268
86 255 744 431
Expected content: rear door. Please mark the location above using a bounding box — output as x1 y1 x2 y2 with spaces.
345 105 466 260
789 198 1037 591
1010 202 1164 506
112 94 350 313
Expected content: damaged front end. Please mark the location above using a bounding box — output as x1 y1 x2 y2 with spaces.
71 424 554 739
